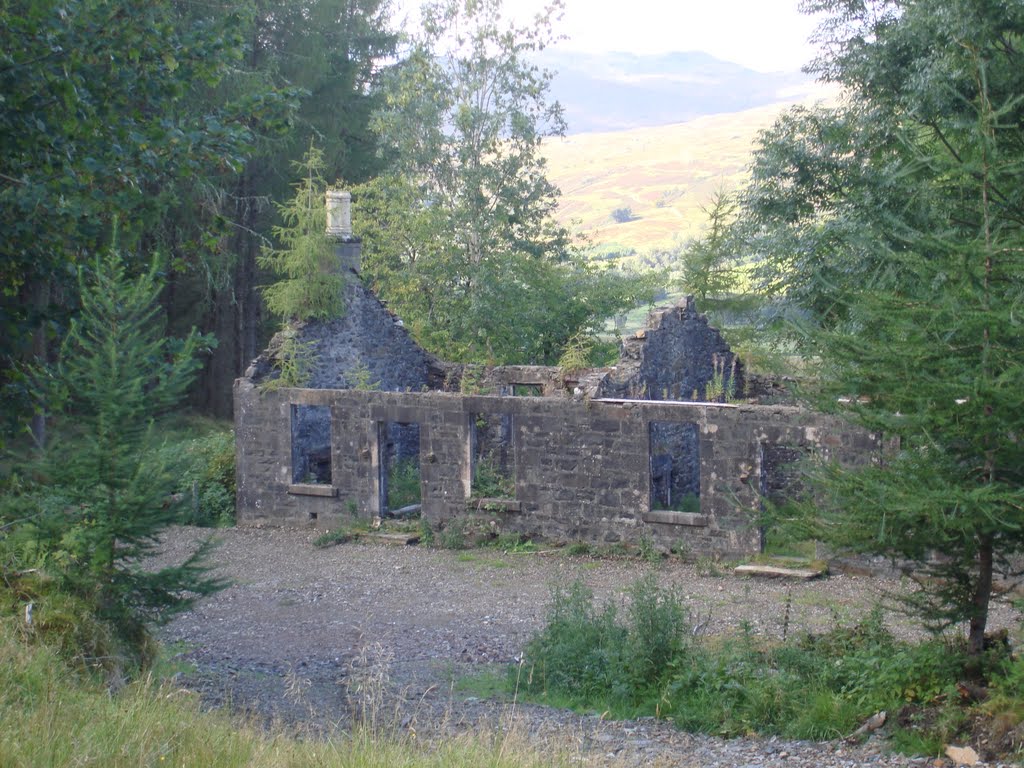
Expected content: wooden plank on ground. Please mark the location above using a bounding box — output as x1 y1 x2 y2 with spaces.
734 564 823 580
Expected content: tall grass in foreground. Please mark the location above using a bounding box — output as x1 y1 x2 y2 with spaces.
0 622 567 768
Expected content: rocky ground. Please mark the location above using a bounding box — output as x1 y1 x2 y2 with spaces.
154 526 1022 767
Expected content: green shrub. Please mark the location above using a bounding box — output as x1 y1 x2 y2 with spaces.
522 576 692 712
161 429 236 527
521 588 983 746
521 580 628 703
665 638 814 738
663 609 970 740
623 574 688 693
386 458 421 510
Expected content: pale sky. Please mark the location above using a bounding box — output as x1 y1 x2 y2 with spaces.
392 0 823 73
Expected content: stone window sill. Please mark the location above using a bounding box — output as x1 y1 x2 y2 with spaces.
643 510 707 527
288 484 338 497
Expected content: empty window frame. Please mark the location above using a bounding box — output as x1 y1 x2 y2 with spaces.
291 404 332 485
510 383 542 397
648 421 700 512
470 412 516 498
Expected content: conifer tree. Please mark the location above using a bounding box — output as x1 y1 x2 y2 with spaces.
12 251 221 660
680 189 741 307
747 0 1024 654
259 146 346 321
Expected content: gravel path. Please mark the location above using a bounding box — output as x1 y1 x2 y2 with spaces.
155 526 1022 767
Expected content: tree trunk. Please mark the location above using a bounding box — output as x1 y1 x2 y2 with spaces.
967 535 994 655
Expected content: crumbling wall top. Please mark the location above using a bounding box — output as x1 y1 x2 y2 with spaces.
597 295 743 402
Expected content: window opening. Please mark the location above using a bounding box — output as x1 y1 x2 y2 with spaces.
291 404 332 484
758 443 811 556
378 421 421 517
649 421 699 512
471 412 515 498
510 383 542 397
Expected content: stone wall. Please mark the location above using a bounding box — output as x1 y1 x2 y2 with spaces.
235 380 879 556
246 277 445 393
235 266 878 557
598 296 743 402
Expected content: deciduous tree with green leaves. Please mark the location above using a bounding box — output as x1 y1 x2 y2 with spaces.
748 0 1024 655
0 0 302 429
357 0 650 364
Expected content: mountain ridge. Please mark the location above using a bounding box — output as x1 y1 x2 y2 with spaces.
538 48 816 135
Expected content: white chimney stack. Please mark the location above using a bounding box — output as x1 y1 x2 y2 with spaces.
325 189 352 239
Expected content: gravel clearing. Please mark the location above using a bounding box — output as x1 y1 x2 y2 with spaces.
155 526 1022 767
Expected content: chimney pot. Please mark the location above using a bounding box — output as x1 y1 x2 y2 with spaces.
325 189 352 239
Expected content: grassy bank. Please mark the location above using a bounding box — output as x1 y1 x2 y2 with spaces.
0 622 565 768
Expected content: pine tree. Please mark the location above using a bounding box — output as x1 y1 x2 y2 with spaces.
259 146 346 321
13 250 222 661
748 0 1024 655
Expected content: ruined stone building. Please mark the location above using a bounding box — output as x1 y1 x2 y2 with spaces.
234 195 878 556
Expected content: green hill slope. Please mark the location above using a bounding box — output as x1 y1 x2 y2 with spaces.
543 85 838 252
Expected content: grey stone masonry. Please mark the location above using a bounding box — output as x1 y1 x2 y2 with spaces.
598 296 743 402
235 379 879 556
236 218 878 557
246 278 446 393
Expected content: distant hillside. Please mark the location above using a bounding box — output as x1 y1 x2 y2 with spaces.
539 49 817 135
541 84 837 253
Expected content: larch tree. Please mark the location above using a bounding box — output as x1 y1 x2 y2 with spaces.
259 146 346 322
746 0 1024 655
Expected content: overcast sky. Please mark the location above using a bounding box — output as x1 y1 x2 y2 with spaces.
391 0 823 73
